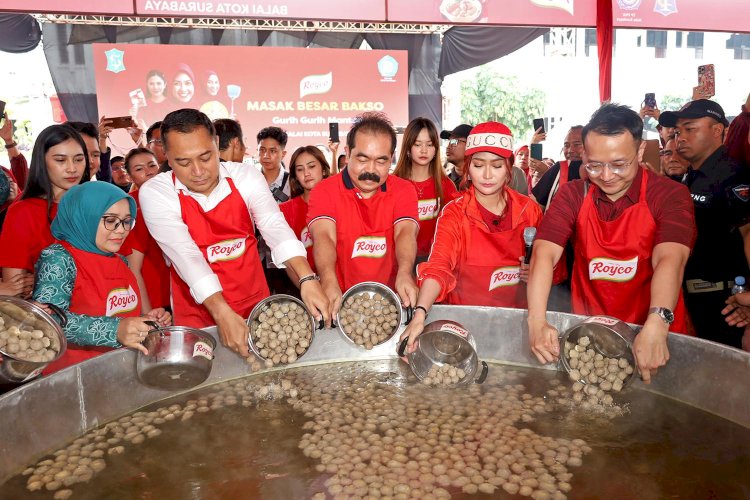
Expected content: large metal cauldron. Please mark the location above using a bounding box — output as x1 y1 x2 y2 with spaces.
0 305 749 483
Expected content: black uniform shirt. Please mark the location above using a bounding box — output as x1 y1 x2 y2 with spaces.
683 146 750 282
531 160 582 208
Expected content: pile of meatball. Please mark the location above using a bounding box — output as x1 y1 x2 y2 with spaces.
250 299 313 368
564 335 634 407
339 291 400 349
0 311 61 363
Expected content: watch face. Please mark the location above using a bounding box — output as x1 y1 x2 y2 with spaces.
664 310 675 323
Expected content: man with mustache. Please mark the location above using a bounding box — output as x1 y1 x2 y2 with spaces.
307 112 420 317
660 138 690 182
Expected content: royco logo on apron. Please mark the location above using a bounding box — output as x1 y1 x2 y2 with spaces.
207 237 247 264
106 285 139 316
417 198 439 221
588 256 638 282
351 236 387 258
300 226 313 249
489 266 520 290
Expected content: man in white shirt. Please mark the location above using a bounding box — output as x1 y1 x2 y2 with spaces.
139 109 329 357
256 126 290 203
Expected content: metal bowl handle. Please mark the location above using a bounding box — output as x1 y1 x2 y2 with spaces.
43 303 68 328
475 361 489 384
144 320 160 333
397 338 409 357
405 306 414 325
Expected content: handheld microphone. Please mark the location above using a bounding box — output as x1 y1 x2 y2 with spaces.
523 227 537 265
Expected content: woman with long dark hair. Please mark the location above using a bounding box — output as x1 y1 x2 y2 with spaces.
280 146 331 276
0 124 89 294
393 117 458 262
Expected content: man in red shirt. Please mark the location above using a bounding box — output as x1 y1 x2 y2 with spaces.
308 112 419 317
527 103 696 383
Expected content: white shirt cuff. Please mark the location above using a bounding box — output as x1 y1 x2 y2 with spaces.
190 273 223 304
270 238 307 269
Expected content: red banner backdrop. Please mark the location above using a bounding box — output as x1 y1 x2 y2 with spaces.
0 0 134 15
134 0 386 21
92 44 409 155
613 0 750 33
386 0 597 27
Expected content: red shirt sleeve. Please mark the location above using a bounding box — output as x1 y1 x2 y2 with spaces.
390 176 418 225
10 154 28 191
0 199 53 271
645 171 697 249
307 176 338 227
417 199 464 301
536 180 586 248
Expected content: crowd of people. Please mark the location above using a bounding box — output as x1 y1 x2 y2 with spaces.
0 90 748 383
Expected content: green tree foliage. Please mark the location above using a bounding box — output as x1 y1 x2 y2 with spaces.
660 94 689 111
460 69 546 139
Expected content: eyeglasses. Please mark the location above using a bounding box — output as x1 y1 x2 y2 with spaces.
101 216 135 232
583 156 637 177
448 139 466 147
148 139 163 146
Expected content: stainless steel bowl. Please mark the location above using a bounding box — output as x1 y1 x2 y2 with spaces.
336 282 410 348
559 315 637 387
398 320 488 385
246 294 316 364
0 297 67 384
136 326 216 390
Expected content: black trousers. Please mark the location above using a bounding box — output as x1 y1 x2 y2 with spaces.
684 290 743 349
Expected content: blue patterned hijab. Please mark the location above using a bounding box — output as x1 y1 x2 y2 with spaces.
51 182 136 256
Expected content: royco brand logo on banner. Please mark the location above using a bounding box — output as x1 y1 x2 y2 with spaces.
300 72 333 98
529 0 574 15
106 286 139 316
588 256 638 282
207 237 247 264
351 236 387 258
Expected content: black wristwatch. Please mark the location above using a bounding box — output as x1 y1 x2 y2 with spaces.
648 307 674 325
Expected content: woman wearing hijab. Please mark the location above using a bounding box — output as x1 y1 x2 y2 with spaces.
172 64 196 104
32 182 171 373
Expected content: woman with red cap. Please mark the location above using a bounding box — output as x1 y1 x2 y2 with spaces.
400 121 543 351
393 118 458 262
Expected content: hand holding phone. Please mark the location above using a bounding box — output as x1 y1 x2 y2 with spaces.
329 122 339 143
108 116 134 129
532 118 545 134
644 93 657 108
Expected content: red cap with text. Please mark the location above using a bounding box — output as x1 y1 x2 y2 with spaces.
465 122 514 159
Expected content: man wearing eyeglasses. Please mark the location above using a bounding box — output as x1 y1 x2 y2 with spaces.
146 122 168 171
441 124 472 189
527 103 696 384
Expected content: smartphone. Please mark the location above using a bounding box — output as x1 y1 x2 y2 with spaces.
532 118 545 134
0 100 5 125
329 122 339 143
530 143 543 161
109 116 134 129
697 64 715 98
644 93 657 108
642 139 661 173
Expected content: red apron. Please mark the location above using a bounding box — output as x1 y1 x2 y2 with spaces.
551 161 570 285
44 242 142 374
571 172 688 333
172 176 269 327
448 201 527 308
280 196 315 272
336 193 397 291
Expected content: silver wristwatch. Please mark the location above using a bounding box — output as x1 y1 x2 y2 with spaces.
648 307 674 325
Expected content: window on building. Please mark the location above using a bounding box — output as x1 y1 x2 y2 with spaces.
726 33 750 60
646 30 668 58
584 28 597 57
675 32 683 48
73 44 85 65
687 32 704 58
